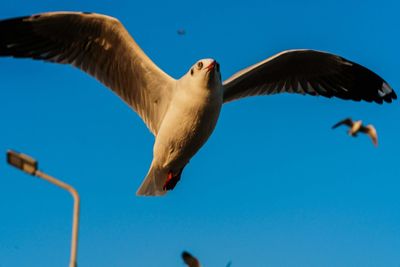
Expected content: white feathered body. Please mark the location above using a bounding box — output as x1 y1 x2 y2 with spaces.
137 76 223 195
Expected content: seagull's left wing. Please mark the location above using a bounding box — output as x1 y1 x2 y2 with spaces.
332 118 353 129
0 12 175 135
223 50 396 104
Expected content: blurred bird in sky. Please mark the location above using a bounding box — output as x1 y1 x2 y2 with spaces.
177 29 186 35
181 251 232 267
332 118 378 146
182 251 200 267
0 12 395 196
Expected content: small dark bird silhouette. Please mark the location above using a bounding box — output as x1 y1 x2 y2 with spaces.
332 118 378 146
181 251 232 267
177 29 186 35
182 251 200 267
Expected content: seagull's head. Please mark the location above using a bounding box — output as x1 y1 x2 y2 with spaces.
349 120 363 135
187 58 222 89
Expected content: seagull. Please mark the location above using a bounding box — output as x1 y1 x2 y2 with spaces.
332 118 378 146
0 12 396 196
181 251 231 267
182 251 201 267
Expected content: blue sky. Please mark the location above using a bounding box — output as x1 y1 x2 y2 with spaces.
1 0 400 266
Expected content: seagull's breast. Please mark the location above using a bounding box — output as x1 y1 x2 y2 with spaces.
153 82 223 170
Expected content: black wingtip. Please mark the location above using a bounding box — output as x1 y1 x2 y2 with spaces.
381 82 397 103
343 59 397 104
0 15 37 58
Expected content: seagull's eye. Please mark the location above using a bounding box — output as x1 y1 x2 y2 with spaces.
190 68 194 75
197 62 203 69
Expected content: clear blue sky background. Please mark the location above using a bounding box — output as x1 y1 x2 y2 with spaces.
1 0 400 266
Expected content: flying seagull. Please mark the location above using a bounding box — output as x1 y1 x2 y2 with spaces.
182 251 201 267
332 118 378 146
181 251 232 267
0 12 396 196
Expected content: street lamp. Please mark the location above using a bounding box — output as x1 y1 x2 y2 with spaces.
7 150 38 175
7 150 80 267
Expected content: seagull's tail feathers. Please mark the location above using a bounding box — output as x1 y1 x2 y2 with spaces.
136 165 167 196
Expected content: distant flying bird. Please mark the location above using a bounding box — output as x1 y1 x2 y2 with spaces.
332 118 378 146
177 29 186 35
182 251 200 267
181 251 231 267
0 12 396 196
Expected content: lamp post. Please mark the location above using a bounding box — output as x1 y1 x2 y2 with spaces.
7 150 80 267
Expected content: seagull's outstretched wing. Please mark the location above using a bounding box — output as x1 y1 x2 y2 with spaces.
223 50 396 104
182 251 201 267
359 125 378 146
0 12 175 135
332 118 353 129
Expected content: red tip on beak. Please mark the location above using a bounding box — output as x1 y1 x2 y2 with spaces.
206 61 216 72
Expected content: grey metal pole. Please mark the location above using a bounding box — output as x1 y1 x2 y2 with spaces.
34 170 80 267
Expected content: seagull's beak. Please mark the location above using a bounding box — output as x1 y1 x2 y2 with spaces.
205 60 216 72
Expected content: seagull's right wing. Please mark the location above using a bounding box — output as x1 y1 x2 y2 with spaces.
360 125 378 146
0 12 175 135
182 251 201 267
223 50 396 104
332 118 353 129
